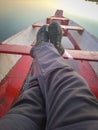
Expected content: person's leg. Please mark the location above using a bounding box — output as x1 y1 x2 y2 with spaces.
0 62 46 130
31 41 98 130
0 24 50 130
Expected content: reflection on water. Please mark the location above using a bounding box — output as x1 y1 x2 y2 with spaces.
0 0 98 42
85 0 98 4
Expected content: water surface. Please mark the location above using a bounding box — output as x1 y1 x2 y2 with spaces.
0 0 98 42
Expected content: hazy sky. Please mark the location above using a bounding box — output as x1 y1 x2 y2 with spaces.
0 0 98 41
0 0 98 20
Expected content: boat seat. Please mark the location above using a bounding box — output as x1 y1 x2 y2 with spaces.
62 25 84 31
46 10 69 25
0 44 98 62
63 49 98 61
32 23 84 34
46 16 69 25
0 44 32 55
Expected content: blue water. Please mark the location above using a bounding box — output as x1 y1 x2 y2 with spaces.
0 0 98 42
66 15 98 38
0 8 50 42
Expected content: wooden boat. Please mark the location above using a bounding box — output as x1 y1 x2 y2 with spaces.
0 10 98 118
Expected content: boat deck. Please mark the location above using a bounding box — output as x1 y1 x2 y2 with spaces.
0 10 98 118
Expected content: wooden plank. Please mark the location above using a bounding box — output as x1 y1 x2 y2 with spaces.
0 44 98 61
0 44 32 55
62 25 84 31
32 23 43 28
32 23 83 31
55 10 63 17
0 55 33 117
48 16 69 21
63 49 98 61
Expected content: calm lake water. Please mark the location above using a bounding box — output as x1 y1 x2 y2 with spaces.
0 0 98 42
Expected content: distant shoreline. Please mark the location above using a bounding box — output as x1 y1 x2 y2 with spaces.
85 0 98 4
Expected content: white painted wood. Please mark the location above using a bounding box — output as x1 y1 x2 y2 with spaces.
0 26 36 82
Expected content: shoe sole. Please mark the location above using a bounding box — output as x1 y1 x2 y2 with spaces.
48 22 64 55
48 22 62 43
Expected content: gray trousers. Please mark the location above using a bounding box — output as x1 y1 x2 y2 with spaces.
0 42 98 130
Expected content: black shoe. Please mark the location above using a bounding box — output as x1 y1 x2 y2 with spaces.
48 22 64 55
30 25 49 57
36 25 49 45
